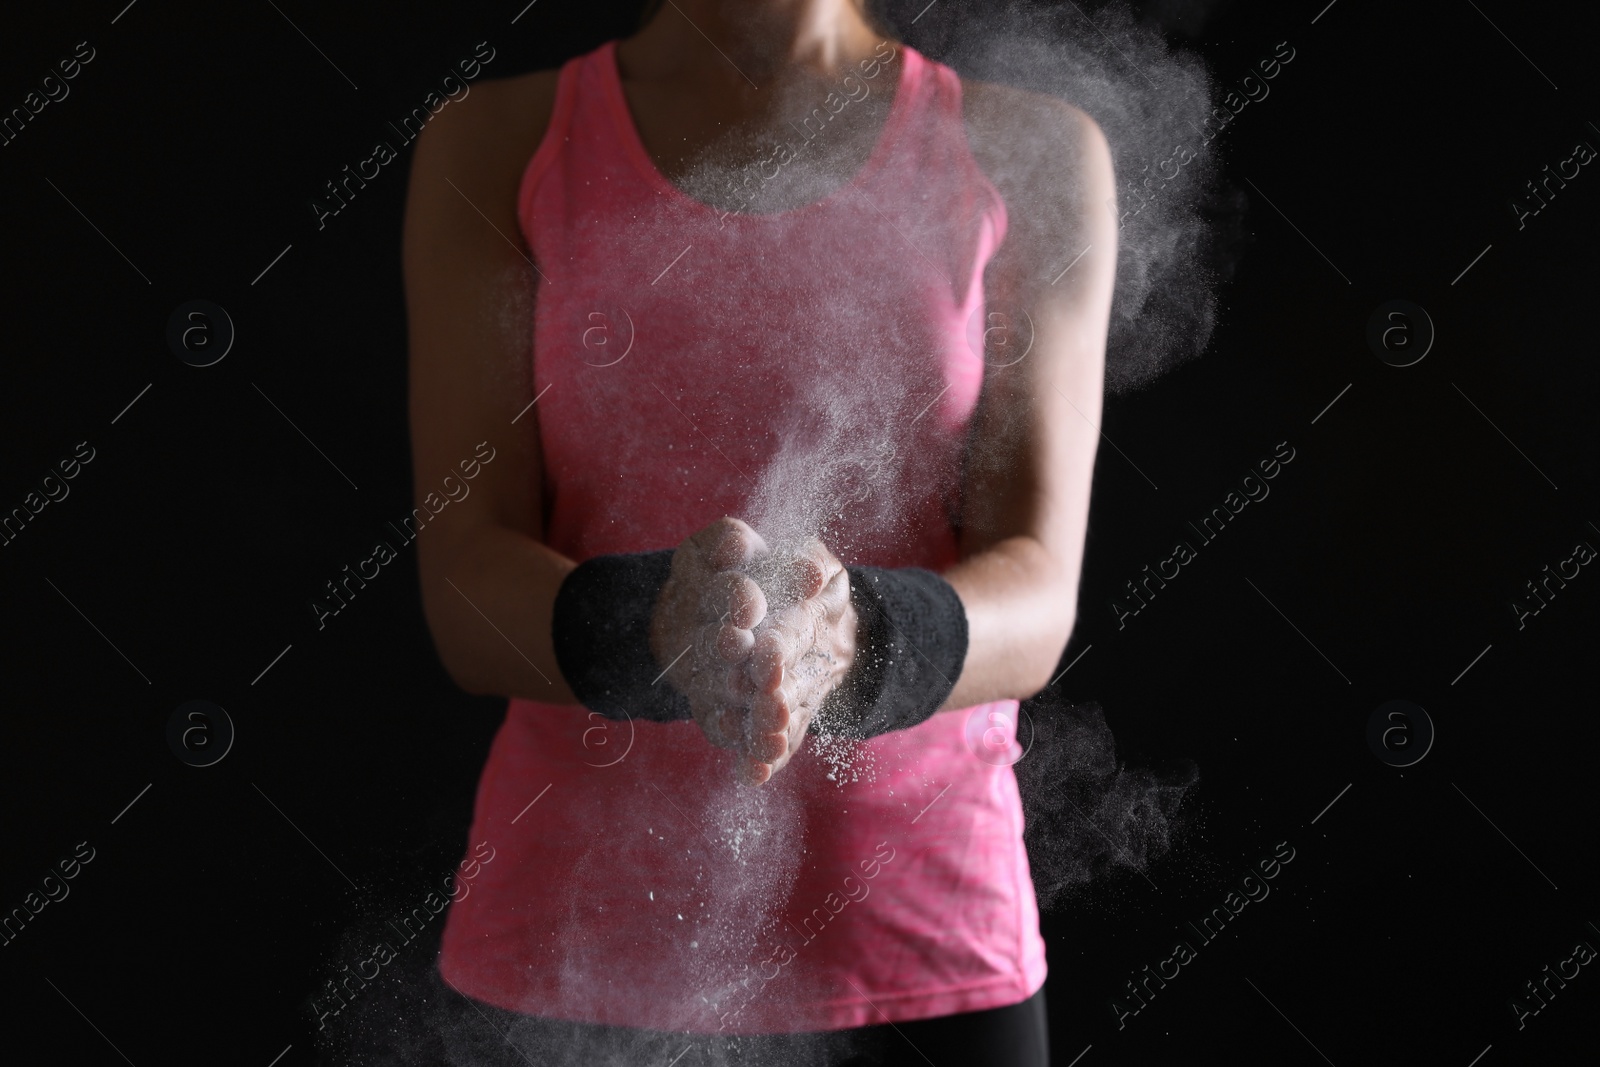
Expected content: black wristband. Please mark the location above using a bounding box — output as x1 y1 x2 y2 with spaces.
817 565 969 739
550 549 692 723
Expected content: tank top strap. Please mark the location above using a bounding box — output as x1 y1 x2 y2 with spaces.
516 49 589 226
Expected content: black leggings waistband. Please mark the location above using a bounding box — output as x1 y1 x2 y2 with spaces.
430 972 1049 1067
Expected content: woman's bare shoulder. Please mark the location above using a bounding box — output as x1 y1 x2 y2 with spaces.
402 66 568 286
958 76 1116 277
415 66 565 181
960 77 1111 185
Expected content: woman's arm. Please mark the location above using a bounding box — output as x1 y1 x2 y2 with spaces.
403 76 771 727
939 96 1119 707
403 72 582 704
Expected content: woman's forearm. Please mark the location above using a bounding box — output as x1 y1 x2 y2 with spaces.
419 521 580 704
938 535 1078 709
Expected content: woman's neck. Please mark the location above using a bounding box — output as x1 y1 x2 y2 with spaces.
626 0 883 88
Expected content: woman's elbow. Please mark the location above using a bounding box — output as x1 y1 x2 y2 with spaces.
1020 607 1077 699
442 650 494 696
419 581 488 695
427 619 487 695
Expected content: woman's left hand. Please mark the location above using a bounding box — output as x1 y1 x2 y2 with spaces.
728 539 858 785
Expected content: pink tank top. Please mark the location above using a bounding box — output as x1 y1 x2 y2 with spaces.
437 38 1047 1034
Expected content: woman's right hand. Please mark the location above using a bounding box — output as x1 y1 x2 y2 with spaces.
649 517 775 750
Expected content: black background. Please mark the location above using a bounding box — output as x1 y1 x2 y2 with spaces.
1 1 1595 1064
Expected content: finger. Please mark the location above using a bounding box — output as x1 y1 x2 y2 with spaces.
679 518 761 584
689 619 722 669
728 659 760 699
752 548 826 609
747 687 792 750
742 610 819 709
708 517 769 571
746 719 789 762
750 736 801 784
790 701 818 752
815 562 851 619
759 599 822 660
737 755 773 786
751 647 813 750
747 630 789 693
785 542 834 600
715 620 755 661
718 571 768 630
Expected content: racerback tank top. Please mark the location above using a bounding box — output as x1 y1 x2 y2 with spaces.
437 37 1047 1035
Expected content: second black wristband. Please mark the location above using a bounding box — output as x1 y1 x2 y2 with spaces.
818 565 969 739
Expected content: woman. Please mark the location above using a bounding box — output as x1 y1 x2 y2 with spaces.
402 0 1115 1062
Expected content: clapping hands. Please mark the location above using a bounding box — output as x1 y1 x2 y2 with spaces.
649 517 858 785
